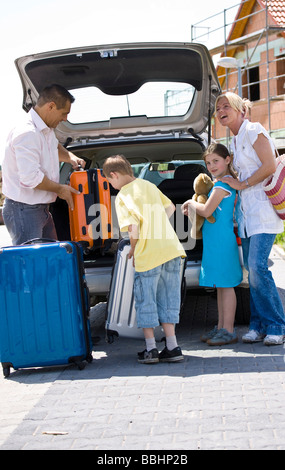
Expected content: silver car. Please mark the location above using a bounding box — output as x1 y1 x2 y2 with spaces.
15 42 250 324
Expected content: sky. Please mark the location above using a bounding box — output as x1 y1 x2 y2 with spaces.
0 0 240 161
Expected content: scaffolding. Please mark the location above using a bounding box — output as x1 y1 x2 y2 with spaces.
191 0 285 150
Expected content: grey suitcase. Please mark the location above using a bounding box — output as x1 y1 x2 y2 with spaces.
105 238 185 342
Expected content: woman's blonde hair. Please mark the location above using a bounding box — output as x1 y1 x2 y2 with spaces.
215 92 252 118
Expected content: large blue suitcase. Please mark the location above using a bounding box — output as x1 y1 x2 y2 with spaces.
0 240 93 377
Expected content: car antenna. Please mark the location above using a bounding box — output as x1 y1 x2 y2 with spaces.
126 95 131 116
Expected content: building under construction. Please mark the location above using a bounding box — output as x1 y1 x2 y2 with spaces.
191 0 285 152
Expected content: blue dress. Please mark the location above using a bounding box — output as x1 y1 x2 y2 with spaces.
199 181 243 288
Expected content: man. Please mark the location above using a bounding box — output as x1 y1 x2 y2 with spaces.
2 84 85 245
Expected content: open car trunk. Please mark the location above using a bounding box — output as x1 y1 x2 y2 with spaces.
51 136 207 276
15 41 222 295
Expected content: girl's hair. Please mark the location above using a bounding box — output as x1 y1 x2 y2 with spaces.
103 154 134 177
215 92 252 118
203 143 237 179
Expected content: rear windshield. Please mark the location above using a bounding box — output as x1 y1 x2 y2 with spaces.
138 161 206 186
68 82 195 124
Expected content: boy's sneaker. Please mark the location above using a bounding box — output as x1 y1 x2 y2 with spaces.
137 348 159 364
159 346 184 363
242 330 265 343
263 335 285 346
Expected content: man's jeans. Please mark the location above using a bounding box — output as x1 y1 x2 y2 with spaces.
242 233 285 335
3 198 57 246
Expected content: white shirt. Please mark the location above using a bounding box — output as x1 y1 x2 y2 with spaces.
2 108 60 204
231 119 283 238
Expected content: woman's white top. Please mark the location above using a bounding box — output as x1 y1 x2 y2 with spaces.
231 119 283 238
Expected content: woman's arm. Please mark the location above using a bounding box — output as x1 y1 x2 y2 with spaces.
221 133 276 190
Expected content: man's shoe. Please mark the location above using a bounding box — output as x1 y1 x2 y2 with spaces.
137 348 159 364
263 335 284 346
159 346 184 363
242 330 265 343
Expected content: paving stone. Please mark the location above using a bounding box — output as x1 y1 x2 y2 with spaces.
0 231 285 450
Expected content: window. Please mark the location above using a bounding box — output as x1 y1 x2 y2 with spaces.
67 82 195 124
277 55 285 96
242 66 260 101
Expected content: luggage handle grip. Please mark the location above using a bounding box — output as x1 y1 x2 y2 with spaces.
83 280 90 318
21 238 58 245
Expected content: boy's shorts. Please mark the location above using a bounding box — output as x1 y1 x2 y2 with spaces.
133 257 182 328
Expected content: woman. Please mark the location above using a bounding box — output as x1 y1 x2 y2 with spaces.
215 92 285 345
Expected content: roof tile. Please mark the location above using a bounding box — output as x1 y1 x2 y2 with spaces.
259 0 285 26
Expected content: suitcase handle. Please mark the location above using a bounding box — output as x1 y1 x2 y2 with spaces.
21 238 58 245
66 164 84 184
83 280 90 318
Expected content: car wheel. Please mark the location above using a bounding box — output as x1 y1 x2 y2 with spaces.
89 301 107 331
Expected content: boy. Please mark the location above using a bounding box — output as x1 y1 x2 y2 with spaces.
103 155 186 364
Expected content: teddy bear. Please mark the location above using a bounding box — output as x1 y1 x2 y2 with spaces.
187 173 216 240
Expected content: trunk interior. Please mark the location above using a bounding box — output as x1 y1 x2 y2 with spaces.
51 137 207 268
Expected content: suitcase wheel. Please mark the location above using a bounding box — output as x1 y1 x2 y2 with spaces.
106 329 119 344
2 363 13 378
77 362 86 370
86 353 93 364
3 366 10 378
69 354 92 370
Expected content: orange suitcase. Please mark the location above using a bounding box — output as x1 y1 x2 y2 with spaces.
69 169 113 251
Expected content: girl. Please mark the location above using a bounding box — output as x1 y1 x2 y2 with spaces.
215 92 285 345
181 143 243 346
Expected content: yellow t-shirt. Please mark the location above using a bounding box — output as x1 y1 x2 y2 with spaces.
115 178 186 272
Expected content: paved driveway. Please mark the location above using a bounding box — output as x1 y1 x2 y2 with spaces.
0 225 285 450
